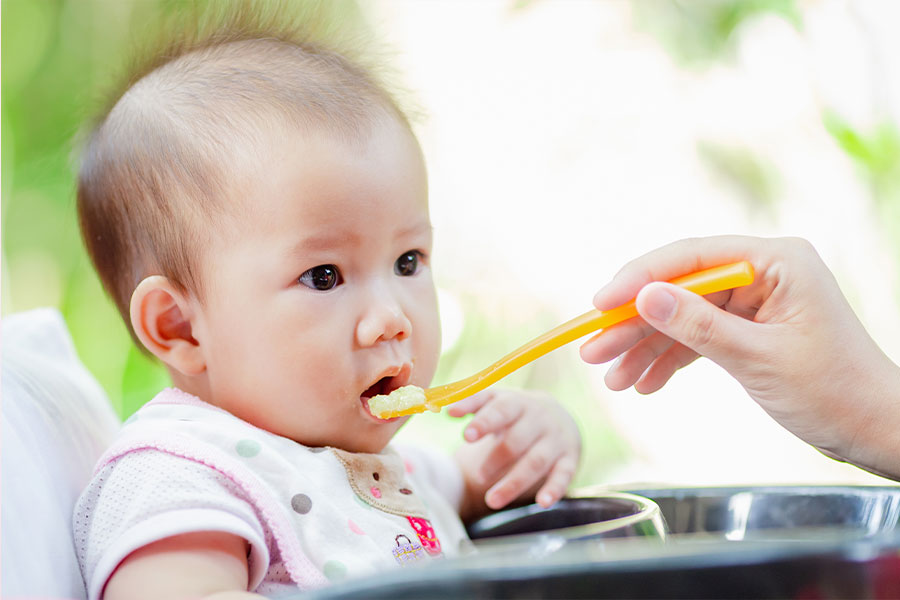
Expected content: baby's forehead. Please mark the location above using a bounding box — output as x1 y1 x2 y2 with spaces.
202 112 423 210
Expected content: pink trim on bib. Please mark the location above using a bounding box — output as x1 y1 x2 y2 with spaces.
96 391 329 591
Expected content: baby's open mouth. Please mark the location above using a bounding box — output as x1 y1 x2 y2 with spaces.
362 376 400 399
361 364 413 414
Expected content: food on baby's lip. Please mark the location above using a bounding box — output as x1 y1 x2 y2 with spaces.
368 385 435 419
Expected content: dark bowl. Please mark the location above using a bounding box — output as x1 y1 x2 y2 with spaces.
467 491 667 544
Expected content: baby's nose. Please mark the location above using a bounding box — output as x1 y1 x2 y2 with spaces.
356 299 412 347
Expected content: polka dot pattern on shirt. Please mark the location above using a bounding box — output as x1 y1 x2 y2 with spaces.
290 493 312 515
323 560 347 581
235 439 261 458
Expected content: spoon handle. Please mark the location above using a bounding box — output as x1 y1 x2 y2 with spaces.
423 260 755 409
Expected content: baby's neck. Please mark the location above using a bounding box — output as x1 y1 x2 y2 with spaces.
167 369 211 405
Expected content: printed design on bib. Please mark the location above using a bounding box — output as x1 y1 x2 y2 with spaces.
392 534 426 565
407 516 441 556
331 448 444 562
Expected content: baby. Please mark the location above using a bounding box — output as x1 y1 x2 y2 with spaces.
72 14 581 600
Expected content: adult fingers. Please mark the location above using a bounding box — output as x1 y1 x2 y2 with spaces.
634 342 701 394
579 317 658 365
634 281 760 374
592 236 760 311
603 331 675 391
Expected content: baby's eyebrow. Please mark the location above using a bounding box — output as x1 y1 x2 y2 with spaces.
290 232 361 254
287 220 433 257
396 221 434 240
286 234 362 263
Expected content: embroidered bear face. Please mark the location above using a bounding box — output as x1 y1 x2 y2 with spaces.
330 448 425 517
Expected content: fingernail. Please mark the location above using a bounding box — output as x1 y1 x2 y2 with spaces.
642 285 677 323
464 427 478 442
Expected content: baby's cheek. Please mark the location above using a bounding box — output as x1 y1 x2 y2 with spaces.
413 294 442 376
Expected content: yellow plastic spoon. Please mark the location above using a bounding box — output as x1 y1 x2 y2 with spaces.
369 260 755 419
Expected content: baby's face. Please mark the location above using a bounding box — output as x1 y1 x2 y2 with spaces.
189 119 439 453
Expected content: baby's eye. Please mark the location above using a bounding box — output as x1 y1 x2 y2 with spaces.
394 251 424 277
299 264 343 290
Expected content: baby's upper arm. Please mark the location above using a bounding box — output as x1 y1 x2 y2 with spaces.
103 531 259 600
74 450 272 599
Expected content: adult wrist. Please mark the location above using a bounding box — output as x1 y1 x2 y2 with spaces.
842 357 900 481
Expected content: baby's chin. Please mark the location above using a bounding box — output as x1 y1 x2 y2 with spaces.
321 419 410 455
332 436 397 455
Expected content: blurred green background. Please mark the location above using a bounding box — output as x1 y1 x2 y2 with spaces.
3 0 899 487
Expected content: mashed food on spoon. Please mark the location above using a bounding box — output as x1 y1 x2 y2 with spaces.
368 385 436 419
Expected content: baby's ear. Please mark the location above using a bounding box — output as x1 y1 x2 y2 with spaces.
130 276 205 376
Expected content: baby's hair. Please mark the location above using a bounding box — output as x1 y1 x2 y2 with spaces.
76 1 412 347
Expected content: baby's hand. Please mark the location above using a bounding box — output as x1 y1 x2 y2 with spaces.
450 389 581 517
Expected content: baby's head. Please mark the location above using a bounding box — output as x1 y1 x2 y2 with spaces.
78 27 440 453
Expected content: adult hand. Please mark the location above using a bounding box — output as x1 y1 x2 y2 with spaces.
580 236 900 479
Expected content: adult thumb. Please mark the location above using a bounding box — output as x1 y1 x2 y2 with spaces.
635 281 754 369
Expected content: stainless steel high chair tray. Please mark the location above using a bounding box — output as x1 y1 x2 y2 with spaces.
300 486 900 599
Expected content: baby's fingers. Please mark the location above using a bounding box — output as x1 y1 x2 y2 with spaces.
445 390 495 419
460 393 527 443
485 437 561 509
535 452 579 508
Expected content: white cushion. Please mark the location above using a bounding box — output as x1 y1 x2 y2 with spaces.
2 308 121 599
